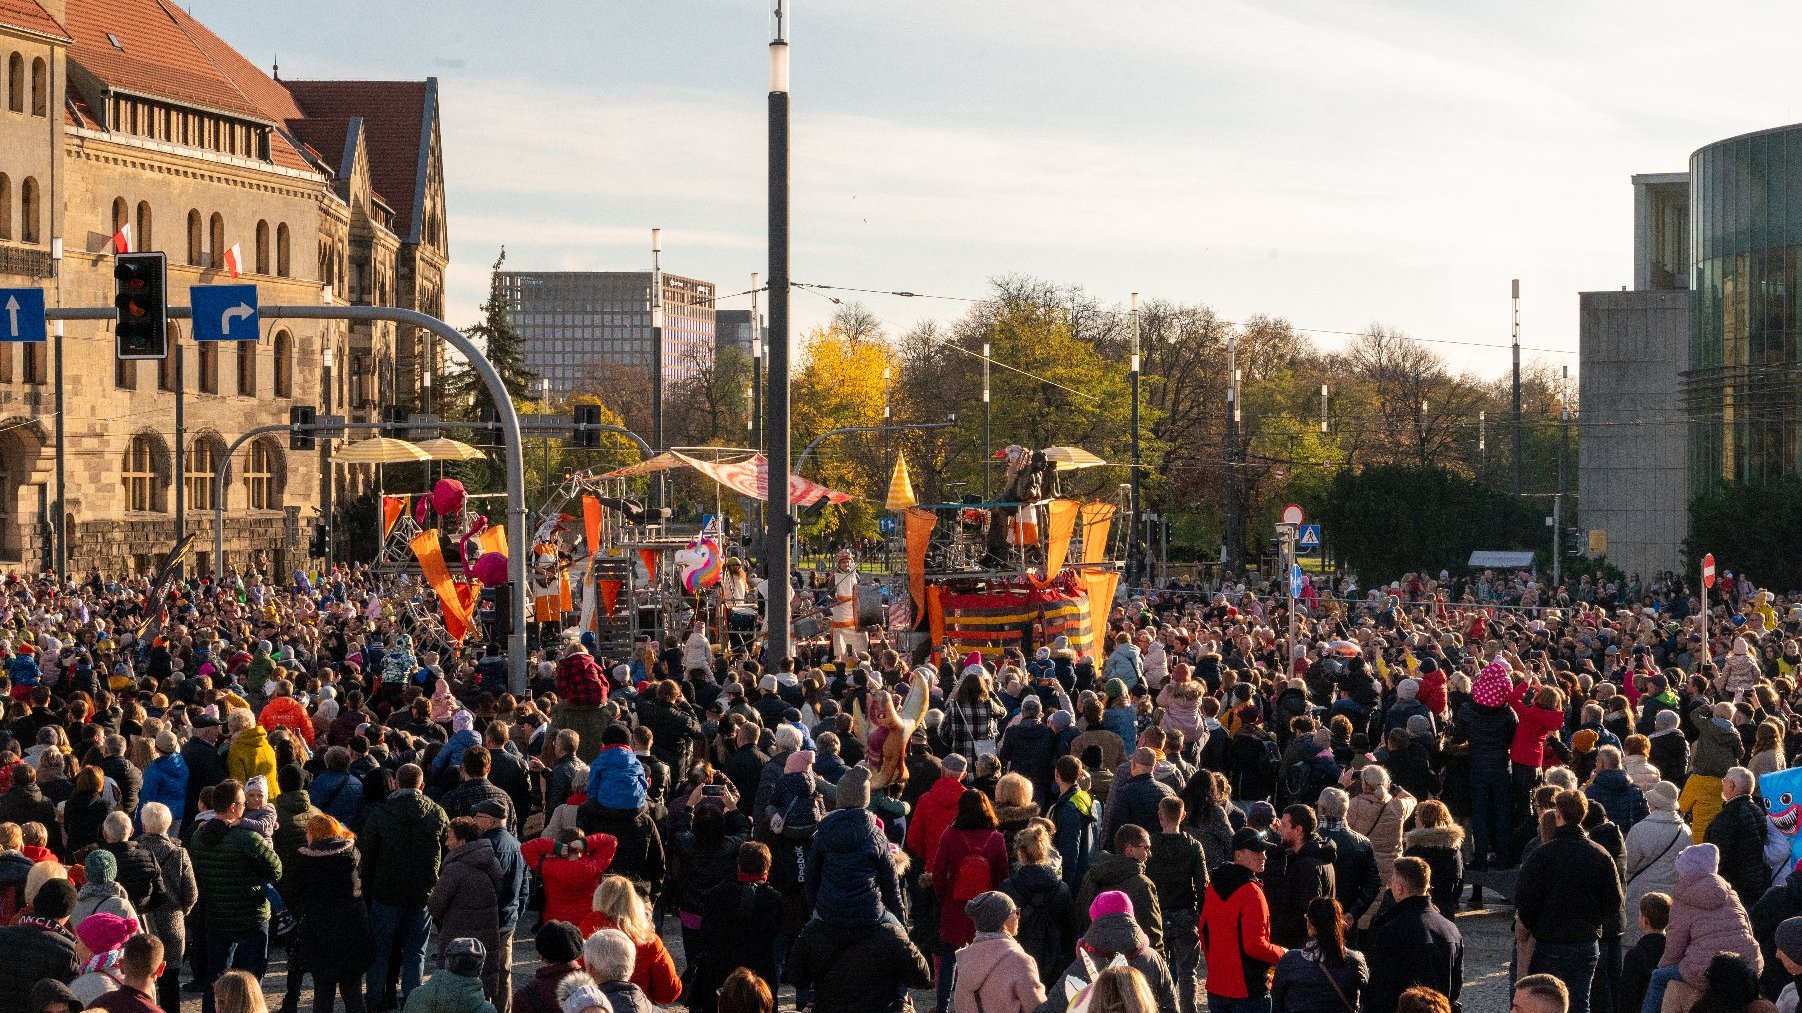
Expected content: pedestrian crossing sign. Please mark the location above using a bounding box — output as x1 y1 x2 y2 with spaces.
1297 524 1321 554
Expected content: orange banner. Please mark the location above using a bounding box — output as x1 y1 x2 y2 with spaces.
382 495 408 539
443 581 478 643
927 583 946 647
582 496 601 557
1079 502 1116 563
598 579 621 616
479 524 507 557
1079 569 1120 660
1044 499 1080 577
639 548 658 580
411 529 471 636
905 507 937 614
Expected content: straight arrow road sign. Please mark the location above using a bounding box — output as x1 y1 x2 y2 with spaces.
0 288 46 342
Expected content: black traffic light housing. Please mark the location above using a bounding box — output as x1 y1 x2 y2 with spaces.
289 406 317 450
383 404 410 440
573 403 601 447
114 251 168 360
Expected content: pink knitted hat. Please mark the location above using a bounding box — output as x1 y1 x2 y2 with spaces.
1471 659 1511 708
1089 890 1134 921
785 749 816 774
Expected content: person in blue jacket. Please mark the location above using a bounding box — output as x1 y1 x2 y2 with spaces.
138 729 189 826
587 725 649 812
430 710 481 793
1050 755 1098 892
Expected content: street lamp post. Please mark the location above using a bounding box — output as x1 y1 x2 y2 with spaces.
765 0 794 662
650 229 665 512
1223 332 1242 574
982 336 991 500
322 342 335 573
1129 292 1140 581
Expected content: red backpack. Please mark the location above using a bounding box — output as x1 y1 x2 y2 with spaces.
951 849 991 903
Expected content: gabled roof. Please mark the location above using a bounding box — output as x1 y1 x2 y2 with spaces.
63 0 313 171
284 79 435 243
0 0 70 43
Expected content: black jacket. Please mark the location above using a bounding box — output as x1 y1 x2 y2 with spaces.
1649 731 1690 790
1706 794 1772 908
1146 828 1209 915
1452 700 1516 776
1752 874 1802 999
1319 821 1382 923
1621 932 1666 1013
99 754 142 816
291 837 374 977
1515 824 1625 945
1001 862 1075 989
61 789 112 855
486 748 536 829
180 738 229 827
360 789 449 908
1364 894 1463 1013
996 717 1058 799
576 801 666 897
635 697 704 775
100 839 168 914
0 782 59 853
1402 825 1465 919
1101 772 1175 852
0 920 79 1013
1261 834 1338 948
690 878 785 1013
784 915 931 1013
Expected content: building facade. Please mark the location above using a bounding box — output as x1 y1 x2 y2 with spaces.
0 0 446 575
715 308 764 362
501 269 716 420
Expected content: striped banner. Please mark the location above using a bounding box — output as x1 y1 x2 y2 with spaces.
938 580 1094 661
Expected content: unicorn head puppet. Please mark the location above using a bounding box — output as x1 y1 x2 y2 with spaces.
675 535 723 594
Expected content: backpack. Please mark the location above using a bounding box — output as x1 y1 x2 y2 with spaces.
1260 737 1282 777
1285 755 1330 806
951 849 992 903
772 779 824 841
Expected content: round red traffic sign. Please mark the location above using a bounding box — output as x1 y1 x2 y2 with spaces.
1281 504 1304 526
1702 553 1716 589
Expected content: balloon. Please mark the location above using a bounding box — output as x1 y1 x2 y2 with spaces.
414 497 430 528
471 552 509 586
674 536 723 594
432 478 467 517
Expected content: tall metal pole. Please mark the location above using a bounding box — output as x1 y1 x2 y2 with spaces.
764 1 793 662
173 343 185 571
650 229 665 512
1223 332 1241 574
750 272 763 560
1512 278 1523 497
982 335 991 500
322 342 334 573
1556 364 1570 584
52 316 64 575
1129 293 1140 578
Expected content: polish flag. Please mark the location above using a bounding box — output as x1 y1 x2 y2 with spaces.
223 242 242 278
110 223 131 254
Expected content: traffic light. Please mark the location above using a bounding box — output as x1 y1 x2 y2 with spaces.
289 406 317 450
308 523 328 558
573 403 601 448
384 404 410 440
113 252 168 360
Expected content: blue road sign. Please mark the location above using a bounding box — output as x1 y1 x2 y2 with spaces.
1290 562 1304 599
1297 524 1321 554
878 516 897 534
190 284 260 342
0 288 46 342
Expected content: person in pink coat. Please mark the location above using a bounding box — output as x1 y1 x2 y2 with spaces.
1640 843 1763 1013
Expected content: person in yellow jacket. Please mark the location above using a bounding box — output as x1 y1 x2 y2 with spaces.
225 706 281 800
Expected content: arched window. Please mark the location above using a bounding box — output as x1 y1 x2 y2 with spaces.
208 213 224 269
30 58 44 117
186 209 201 265
111 197 127 238
254 220 269 275
136 201 153 251
236 338 254 396
19 177 38 243
6 55 21 113
186 436 219 511
276 223 290 277
0 173 11 240
273 330 292 398
198 340 217 394
245 439 281 510
123 433 165 513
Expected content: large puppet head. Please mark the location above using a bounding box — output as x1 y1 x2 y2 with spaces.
834 548 854 574
675 535 723 594
1761 766 1802 878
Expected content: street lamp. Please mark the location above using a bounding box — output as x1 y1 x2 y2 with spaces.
1129 291 1140 576
322 342 335 572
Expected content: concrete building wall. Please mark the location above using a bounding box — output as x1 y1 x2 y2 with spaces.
1578 289 1690 580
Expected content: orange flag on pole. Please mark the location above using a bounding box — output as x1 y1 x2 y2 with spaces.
1079 569 1120 660
905 508 937 614
582 496 602 557
1044 499 1080 577
411 530 471 636
1079 502 1116 563
382 496 408 538
639 548 658 580
598 579 621 617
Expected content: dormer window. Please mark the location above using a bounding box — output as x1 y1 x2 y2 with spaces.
105 32 124 51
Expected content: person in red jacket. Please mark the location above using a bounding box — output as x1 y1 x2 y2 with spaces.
1508 670 1567 841
519 828 618 929
927 788 1009 1013
258 681 315 747
1200 827 1287 1011
905 753 969 871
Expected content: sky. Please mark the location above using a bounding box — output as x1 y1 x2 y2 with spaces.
190 0 1802 380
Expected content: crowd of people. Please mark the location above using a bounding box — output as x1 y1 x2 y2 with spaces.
7 562 1802 1013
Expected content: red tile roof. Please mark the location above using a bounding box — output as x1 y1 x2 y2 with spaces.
0 0 70 42
284 79 431 241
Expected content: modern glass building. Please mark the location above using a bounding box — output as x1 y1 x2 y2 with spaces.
499 270 716 397
1687 124 1802 494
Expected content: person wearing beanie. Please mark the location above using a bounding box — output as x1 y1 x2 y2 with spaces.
404 937 495 1013
1647 709 1690 796
73 848 137 928
1768 915 1802 1012
432 711 483 788
1625 781 1691 945
515 920 586 1013
1643 842 1763 1013
0 877 80 1012
1384 678 1431 737
69 911 139 1005
950 891 1045 1013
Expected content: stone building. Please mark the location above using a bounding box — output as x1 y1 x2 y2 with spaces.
0 0 446 575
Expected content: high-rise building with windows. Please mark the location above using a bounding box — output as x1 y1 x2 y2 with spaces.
715 309 764 362
500 271 716 401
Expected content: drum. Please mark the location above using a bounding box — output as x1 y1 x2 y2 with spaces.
856 582 886 628
728 606 759 632
794 615 827 639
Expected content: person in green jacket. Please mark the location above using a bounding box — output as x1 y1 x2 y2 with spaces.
190 778 282 1013
404 938 497 1013
364 763 451 1008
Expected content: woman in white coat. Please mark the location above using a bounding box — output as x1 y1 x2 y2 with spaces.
1625 780 1692 944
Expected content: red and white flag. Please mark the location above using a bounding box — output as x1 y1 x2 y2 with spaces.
110 223 132 254
222 242 242 278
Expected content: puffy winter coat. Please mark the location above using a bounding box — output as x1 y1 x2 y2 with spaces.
1693 711 1745 778
361 789 449 908
1199 863 1286 1000
0 921 79 1013
189 816 282 931
783 915 932 1013
1663 869 1763 985
1625 755 1663 793
1001 862 1074 989
519 831 619 928
1507 682 1565 767
904 774 965 869
402 968 495 1013
1346 790 1414 895
1402 824 1465 919
308 769 365 826
1586 768 1650 831
586 745 648 812
804 805 901 926
226 726 280 798
1043 913 1178 1013
1450 698 1515 775
138 830 197 968
138 753 189 826
1048 786 1096 892
291 836 374 977
1075 850 1164 952
427 839 503 956
950 933 1046 1013
1624 809 1691 944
